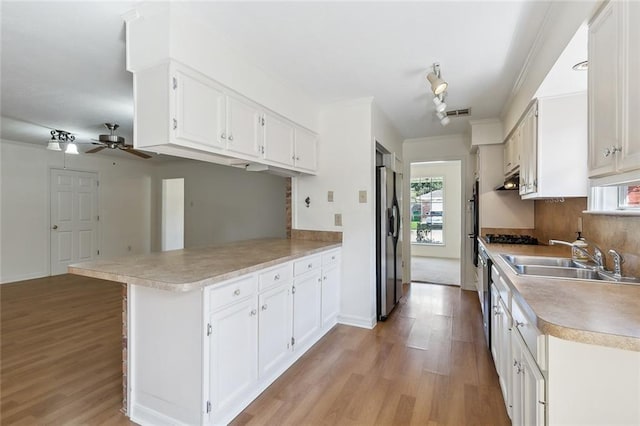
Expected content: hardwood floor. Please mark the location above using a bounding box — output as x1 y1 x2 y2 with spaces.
1 276 508 425
232 283 510 426
0 274 133 425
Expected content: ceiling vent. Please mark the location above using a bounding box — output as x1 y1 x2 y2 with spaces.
446 108 471 117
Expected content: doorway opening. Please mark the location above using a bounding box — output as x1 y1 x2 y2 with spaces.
161 178 184 251
409 160 461 286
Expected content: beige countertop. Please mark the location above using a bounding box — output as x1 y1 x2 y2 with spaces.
69 238 341 292
481 239 640 352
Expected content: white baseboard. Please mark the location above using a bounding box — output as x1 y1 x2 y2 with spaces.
337 313 376 329
130 403 187 426
0 271 48 284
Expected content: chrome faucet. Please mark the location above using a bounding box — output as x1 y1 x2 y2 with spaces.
548 239 605 270
608 249 624 278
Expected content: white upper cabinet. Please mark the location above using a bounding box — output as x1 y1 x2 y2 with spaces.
294 128 318 173
225 95 263 159
517 102 538 197
173 65 226 150
263 112 295 167
619 1 640 172
522 93 588 199
133 60 318 175
588 1 640 178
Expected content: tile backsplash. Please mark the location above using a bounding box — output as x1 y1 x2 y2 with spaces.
533 197 640 277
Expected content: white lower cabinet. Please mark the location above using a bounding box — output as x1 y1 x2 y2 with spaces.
209 296 258 419
511 329 545 426
128 247 341 426
258 282 292 380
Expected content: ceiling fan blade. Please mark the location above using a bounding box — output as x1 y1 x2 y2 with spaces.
120 146 152 159
86 146 107 154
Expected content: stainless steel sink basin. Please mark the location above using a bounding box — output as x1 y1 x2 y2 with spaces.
499 254 640 284
501 254 592 268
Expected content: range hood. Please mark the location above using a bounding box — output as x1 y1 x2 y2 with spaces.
495 174 520 191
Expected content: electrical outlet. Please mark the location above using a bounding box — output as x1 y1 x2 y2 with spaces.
328 191 334 202
359 190 367 203
334 213 342 226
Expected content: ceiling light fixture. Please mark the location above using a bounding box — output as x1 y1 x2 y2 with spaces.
440 116 450 126
47 129 79 154
426 63 448 96
432 96 447 113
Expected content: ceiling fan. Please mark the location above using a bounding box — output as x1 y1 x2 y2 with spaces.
87 123 151 159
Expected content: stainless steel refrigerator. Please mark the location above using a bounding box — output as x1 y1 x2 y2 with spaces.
376 166 401 321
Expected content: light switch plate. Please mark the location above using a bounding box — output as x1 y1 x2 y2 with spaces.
359 190 367 203
328 191 334 202
334 213 342 226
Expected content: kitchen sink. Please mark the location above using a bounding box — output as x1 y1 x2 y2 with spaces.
501 254 593 268
499 254 640 284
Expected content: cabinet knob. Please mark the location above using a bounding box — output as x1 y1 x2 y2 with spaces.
308 263 312 269
233 289 241 296
250 309 257 316
274 273 280 281
228 134 234 141
296 156 300 161
221 132 227 140
515 320 525 328
52 225 58 230
261 304 268 311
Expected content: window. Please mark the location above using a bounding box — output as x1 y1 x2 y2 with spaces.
590 183 640 213
410 176 444 245
618 185 640 209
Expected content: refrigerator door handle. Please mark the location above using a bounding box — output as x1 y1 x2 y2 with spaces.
394 204 400 239
387 208 394 236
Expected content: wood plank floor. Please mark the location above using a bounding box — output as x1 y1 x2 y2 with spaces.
232 283 510 426
1 276 508 425
0 274 133 425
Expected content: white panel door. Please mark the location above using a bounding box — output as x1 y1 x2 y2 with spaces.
263 113 294 167
226 96 262 158
294 128 318 172
321 265 340 330
173 66 226 149
258 283 292 379
50 169 98 275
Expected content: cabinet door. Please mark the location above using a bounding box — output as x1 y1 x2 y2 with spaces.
292 271 322 351
490 285 501 368
588 1 621 177
258 283 292 379
503 138 513 176
294 128 318 172
226 95 263 159
173 67 226 149
519 106 537 195
321 265 340 330
499 298 512 418
511 330 545 426
521 342 546 426
263 113 294 167
209 298 258 417
619 1 640 172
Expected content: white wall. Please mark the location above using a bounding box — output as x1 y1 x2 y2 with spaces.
403 134 475 291
477 144 534 229
0 140 156 283
410 161 461 259
501 1 599 136
126 3 320 132
161 178 185 251
155 159 286 250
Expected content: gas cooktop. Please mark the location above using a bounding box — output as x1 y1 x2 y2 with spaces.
483 234 539 245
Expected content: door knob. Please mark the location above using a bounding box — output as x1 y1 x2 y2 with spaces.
52 225 58 230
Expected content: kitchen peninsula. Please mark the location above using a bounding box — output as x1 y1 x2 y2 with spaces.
70 238 342 426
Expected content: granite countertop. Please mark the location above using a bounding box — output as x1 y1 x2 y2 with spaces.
69 238 341 292
481 239 640 352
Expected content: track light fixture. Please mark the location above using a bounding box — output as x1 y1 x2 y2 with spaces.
426 63 448 96
432 96 447 113
47 129 79 154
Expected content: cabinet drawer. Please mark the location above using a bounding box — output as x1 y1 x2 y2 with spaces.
293 255 321 276
258 263 293 291
322 249 341 267
496 276 512 312
209 275 257 312
512 297 545 369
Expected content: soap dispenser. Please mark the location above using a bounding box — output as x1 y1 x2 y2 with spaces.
572 232 589 261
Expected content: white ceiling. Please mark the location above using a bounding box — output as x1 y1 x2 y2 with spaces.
1 1 561 154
